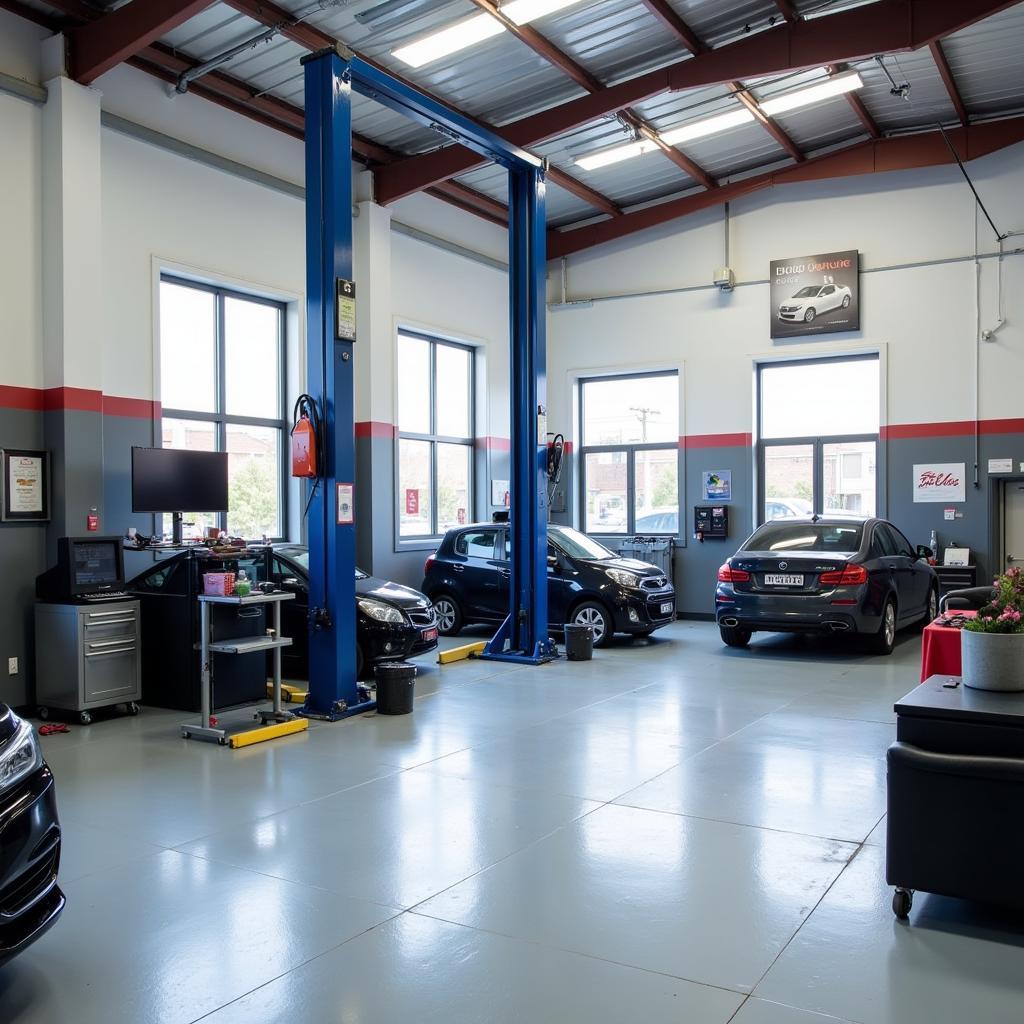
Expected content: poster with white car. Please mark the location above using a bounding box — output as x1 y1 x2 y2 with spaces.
771 249 860 339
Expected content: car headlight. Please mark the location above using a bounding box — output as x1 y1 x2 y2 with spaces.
358 599 406 624
0 714 43 793
605 568 641 588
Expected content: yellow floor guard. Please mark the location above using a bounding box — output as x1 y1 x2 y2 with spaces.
229 718 308 749
267 682 309 703
438 641 487 665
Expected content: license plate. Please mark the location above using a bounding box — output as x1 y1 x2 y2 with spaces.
660 602 673 614
421 627 438 643
765 574 804 586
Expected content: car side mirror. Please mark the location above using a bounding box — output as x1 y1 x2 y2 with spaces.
281 576 302 590
916 545 934 561
547 554 560 572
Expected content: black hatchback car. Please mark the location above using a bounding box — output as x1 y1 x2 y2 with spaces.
422 523 676 646
0 704 64 967
715 516 938 654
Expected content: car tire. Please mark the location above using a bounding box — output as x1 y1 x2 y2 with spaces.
804 307 817 322
869 598 897 655
917 586 939 630
842 294 851 308
432 593 464 636
570 601 612 647
720 624 752 648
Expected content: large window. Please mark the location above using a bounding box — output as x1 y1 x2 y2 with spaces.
579 372 679 535
396 332 474 539
159 277 286 539
758 355 879 523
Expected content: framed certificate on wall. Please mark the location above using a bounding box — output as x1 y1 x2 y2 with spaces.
1 449 50 522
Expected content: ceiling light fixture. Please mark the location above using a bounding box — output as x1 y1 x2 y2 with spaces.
501 0 586 25
393 13 505 68
757 70 864 116
575 139 658 171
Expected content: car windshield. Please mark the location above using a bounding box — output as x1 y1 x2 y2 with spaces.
792 286 820 298
552 527 616 560
280 548 367 579
745 522 864 553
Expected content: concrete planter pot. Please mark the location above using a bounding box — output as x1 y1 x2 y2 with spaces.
961 628 1024 691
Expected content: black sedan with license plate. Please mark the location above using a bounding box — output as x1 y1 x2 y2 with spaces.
715 517 938 655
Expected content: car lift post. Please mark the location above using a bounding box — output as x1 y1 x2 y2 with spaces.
301 47 554 721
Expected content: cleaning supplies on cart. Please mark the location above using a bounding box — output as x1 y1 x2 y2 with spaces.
235 570 252 597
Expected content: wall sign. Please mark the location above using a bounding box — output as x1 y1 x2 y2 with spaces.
913 463 966 503
770 249 860 339
702 471 732 502
988 458 1013 474
335 278 356 341
1 449 50 522
336 483 354 525
405 488 419 516
491 479 510 506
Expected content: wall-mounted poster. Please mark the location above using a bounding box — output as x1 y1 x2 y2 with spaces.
770 249 860 339
702 471 732 502
913 463 966 503
1 449 50 522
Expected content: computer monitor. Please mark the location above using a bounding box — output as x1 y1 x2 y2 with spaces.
131 447 229 544
66 537 125 596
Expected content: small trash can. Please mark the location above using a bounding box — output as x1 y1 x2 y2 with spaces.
374 661 417 715
563 623 594 661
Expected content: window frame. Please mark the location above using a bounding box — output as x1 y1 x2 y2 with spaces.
756 354 880 526
577 370 680 538
394 330 476 544
158 274 288 540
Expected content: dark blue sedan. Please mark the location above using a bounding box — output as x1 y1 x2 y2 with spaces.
715 517 938 655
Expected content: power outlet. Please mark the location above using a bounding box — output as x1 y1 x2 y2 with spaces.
7 657 17 675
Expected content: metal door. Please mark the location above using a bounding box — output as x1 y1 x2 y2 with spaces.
1005 482 1024 569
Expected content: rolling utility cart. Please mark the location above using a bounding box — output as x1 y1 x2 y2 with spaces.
181 591 296 746
35 599 142 724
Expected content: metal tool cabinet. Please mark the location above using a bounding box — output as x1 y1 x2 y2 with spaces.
34 600 142 724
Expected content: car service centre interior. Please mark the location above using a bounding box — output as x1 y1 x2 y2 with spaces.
3 1 1024 1021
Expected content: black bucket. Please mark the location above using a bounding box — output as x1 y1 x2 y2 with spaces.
375 661 417 715
563 623 594 661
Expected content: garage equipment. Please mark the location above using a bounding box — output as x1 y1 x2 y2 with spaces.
438 641 488 665
374 662 416 715
300 45 554 722
617 537 675 576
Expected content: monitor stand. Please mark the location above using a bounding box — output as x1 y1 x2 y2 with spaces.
171 512 184 546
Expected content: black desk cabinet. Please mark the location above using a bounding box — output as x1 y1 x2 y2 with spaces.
887 677 1024 918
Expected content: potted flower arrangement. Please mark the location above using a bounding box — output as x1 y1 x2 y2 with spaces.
961 566 1024 691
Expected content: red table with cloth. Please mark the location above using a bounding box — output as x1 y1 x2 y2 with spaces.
920 610 977 682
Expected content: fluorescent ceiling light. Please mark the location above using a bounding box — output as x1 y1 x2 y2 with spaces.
393 13 505 68
660 107 755 145
575 139 658 171
502 0 586 25
758 71 864 116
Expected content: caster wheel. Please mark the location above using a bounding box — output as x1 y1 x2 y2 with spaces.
38 706 50 721
127 702 140 716
217 737 228 746
182 731 192 739
79 711 92 726
892 888 913 920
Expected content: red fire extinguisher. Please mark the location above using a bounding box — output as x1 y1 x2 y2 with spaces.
291 395 321 478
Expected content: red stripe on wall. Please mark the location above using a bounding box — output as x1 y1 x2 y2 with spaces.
103 396 161 419
43 387 103 413
477 436 511 451
882 418 1024 440
355 421 397 439
0 386 160 418
681 432 753 449
0 385 45 411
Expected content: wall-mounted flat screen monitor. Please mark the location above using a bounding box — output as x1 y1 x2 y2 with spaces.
131 447 229 513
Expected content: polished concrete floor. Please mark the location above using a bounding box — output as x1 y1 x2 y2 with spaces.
5 622 1024 1023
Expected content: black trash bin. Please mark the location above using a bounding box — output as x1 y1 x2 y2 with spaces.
563 623 594 661
375 661 417 714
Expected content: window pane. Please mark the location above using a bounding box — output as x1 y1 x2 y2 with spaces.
584 451 627 533
761 358 879 438
437 443 471 533
399 438 432 536
582 374 678 446
823 440 876 517
226 424 281 539
160 281 216 413
160 418 218 538
435 345 472 438
224 296 281 418
397 335 431 433
456 530 496 558
634 449 678 533
764 444 814 522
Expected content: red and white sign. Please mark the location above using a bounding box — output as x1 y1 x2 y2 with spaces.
86 513 99 531
405 488 419 516
913 463 966 503
457 507 466 524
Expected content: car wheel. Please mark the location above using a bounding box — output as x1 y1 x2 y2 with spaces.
432 594 464 636
842 294 851 308
571 601 612 647
869 598 897 655
918 586 939 630
720 624 752 648
804 307 817 322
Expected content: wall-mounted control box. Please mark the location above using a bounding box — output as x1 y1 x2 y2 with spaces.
694 505 729 540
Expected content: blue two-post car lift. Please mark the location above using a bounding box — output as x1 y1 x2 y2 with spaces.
301 45 555 721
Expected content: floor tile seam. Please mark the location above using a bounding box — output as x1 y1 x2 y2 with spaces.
185 909 408 1024
605 801 869 848
57 845 170 888
402 907 752 1001
770 709 897 726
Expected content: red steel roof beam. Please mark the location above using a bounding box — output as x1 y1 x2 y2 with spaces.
929 39 969 126
774 0 798 22
827 63 880 138
375 0 1018 203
